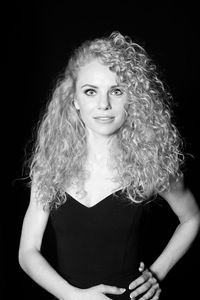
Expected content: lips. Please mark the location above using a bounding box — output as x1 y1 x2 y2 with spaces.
93 116 114 120
93 116 115 123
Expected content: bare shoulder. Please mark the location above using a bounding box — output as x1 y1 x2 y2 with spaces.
160 177 200 222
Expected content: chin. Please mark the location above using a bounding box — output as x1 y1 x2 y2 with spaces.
92 127 121 137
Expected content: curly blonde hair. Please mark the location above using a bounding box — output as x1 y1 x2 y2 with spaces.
27 31 184 210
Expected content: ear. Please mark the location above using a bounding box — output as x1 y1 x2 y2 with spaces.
74 99 80 110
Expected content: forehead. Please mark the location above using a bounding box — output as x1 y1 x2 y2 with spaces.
76 59 118 86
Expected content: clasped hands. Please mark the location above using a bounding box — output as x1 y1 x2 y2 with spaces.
128 262 161 299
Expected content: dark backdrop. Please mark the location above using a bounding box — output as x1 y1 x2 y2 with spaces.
4 2 199 299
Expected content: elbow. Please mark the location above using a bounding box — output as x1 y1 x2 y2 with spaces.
18 246 38 273
178 211 200 240
192 210 200 229
180 209 200 226
18 247 26 272
183 211 200 233
193 212 200 239
196 211 200 230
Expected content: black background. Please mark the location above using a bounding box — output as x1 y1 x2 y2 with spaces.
4 1 199 299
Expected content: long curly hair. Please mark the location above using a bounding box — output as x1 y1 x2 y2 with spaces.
27 31 184 210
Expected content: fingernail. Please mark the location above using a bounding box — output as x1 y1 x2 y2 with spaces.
120 288 126 293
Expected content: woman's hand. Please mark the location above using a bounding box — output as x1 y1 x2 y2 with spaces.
129 262 161 299
67 284 126 300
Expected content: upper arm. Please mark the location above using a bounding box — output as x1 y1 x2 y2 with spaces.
160 179 200 223
19 184 50 254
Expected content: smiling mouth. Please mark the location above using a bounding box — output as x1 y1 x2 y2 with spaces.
94 117 115 120
93 116 115 123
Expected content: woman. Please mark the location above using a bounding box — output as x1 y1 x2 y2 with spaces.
18 32 200 300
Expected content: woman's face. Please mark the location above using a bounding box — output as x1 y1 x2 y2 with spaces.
74 59 128 138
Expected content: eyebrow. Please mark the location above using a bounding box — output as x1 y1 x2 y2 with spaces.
81 84 124 89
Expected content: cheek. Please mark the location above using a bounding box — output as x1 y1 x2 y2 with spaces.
78 104 92 122
79 104 91 114
117 105 128 124
116 102 127 115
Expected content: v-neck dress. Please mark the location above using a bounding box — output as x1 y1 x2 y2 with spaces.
50 190 147 299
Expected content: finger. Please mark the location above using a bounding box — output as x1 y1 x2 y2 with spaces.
130 280 153 298
151 287 162 300
139 283 160 300
130 276 158 299
97 284 126 295
148 276 157 286
129 270 152 290
139 261 145 272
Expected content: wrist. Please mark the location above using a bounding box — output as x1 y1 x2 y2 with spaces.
59 283 80 300
149 264 166 282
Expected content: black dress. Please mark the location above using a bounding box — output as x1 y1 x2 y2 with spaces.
50 190 148 299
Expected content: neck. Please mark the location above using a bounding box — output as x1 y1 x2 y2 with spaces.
86 132 117 165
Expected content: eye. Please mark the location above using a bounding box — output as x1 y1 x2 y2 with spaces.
84 89 97 96
110 88 124 96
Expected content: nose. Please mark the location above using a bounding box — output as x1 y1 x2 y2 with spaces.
98 93 111 110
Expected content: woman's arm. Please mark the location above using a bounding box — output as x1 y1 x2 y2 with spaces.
149 180 200 280
128 180 200 299
18 186 76 300
19 185 125 300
